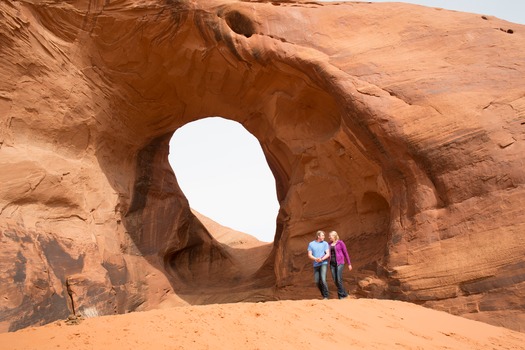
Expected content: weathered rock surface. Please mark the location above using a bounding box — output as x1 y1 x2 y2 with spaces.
0 0 524 333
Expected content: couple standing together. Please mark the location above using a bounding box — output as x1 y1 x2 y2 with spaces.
307 230 352 299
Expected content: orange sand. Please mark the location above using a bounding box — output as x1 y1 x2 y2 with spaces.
2 298 524 350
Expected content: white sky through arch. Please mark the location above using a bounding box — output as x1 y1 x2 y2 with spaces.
168 117 279 242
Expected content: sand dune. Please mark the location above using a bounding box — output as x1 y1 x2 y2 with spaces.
2 298 524 350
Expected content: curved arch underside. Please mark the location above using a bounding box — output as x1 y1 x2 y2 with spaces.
1 0 524 332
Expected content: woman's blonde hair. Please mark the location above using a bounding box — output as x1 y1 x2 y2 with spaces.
329 231 339 241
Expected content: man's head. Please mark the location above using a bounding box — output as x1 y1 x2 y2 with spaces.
316 230 325 242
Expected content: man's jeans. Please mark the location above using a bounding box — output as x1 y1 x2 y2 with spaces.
313 264 329 298
330 263 348 299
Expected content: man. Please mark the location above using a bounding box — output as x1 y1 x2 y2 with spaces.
307 230 330 299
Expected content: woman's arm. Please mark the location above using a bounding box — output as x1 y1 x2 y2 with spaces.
340 241 351 265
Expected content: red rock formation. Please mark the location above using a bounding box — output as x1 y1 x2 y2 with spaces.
0 0 524 333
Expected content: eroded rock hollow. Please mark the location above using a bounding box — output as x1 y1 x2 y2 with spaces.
1 0 524 333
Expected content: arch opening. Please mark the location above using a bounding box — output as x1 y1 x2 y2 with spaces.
168 117 279 243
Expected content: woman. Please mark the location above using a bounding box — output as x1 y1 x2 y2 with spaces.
328 231 352 299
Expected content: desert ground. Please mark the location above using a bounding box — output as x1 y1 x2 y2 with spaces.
2 297 525 350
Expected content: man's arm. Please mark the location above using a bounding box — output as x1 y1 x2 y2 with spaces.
307 250 318 262
320 246 330 262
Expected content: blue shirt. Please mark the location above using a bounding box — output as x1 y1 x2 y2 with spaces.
308 240 329 267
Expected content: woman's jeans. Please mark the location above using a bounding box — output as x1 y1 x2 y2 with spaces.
313 264 329 298
330 263 348 299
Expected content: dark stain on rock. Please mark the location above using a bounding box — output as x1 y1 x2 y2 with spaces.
38 236 84 282
127 135 168 215
7 294 69 332
13 251 27 283
102 260 129 286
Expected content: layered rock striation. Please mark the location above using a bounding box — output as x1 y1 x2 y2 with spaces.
0 0 524 332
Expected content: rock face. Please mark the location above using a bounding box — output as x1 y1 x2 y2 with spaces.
0 0 524 333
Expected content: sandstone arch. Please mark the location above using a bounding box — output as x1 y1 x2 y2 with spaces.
1 0 524 332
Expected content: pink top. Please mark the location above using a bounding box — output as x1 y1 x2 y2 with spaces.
332 240 351 265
